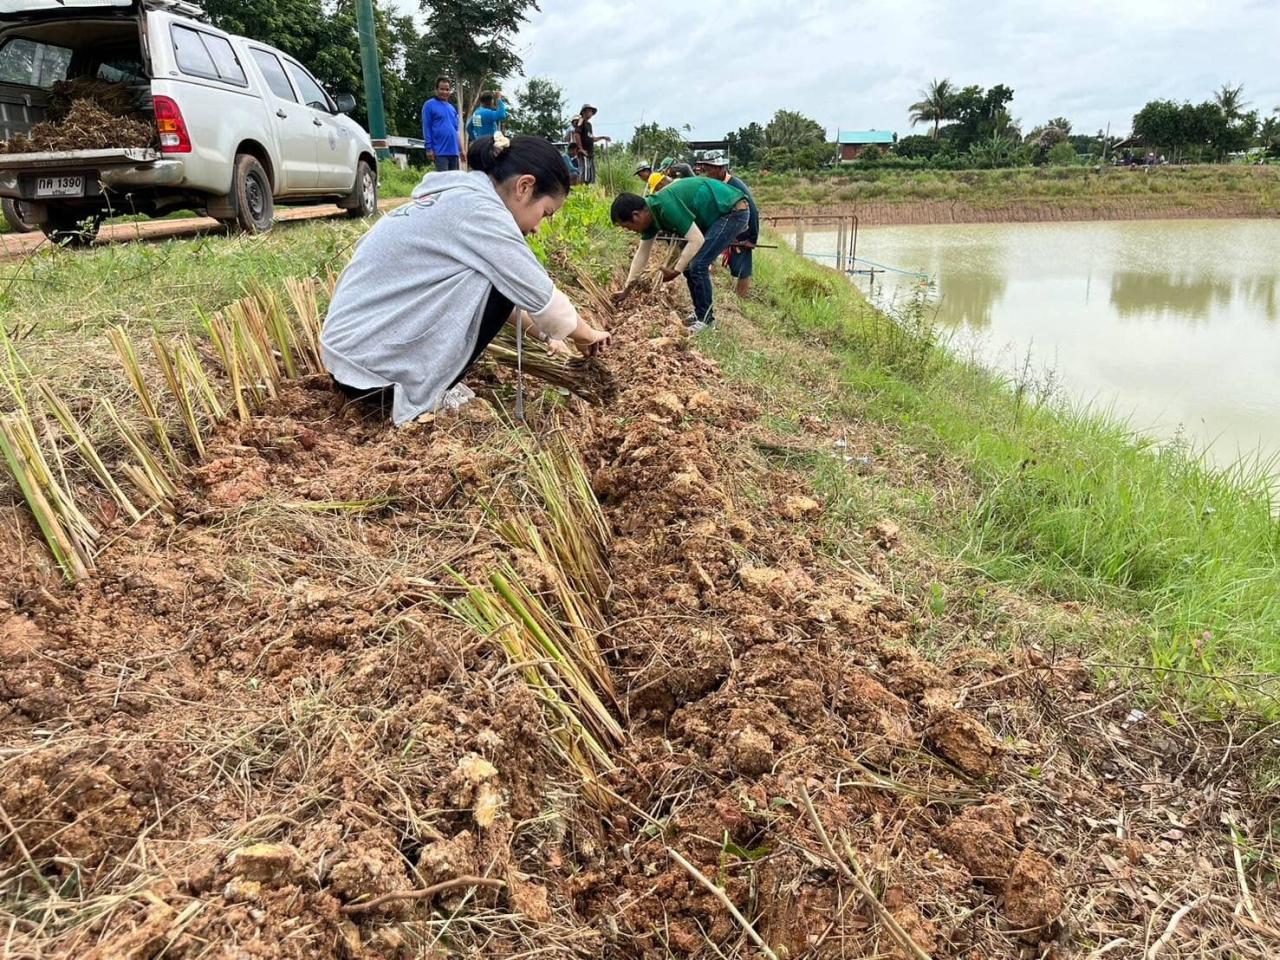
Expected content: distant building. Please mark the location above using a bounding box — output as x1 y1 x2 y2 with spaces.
837 130 895 162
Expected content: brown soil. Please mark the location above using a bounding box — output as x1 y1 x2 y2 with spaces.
0 280 1276 958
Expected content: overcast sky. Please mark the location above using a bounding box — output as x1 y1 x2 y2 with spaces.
452 0 1280 142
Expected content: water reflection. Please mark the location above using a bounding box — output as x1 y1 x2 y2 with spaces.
781 219 1280 471
1109 270 1235 322
935 267 1007 329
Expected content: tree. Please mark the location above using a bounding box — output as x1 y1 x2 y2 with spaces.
1214 84 1249 121
506 76 566 140
941 84 1016 151
908 77 956 138
764 110 825 150
724 122 766 166
1046 141 1077 165
1131 99 1181 154
894 134 941 160
415 0 539 150
968 131 1023 168
629 122 687 162
203 0 417 133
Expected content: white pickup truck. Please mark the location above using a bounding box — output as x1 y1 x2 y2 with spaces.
0 0 377 242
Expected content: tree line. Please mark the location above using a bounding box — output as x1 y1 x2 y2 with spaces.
197 4 1278 170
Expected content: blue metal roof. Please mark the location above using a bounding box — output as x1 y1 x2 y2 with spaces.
838 130 895 145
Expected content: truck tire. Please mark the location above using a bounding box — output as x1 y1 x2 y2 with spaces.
231 153 274 234
345 160 377 218
40 209 102 247
2 198 36 233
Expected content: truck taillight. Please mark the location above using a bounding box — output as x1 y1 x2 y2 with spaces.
153 96 191 153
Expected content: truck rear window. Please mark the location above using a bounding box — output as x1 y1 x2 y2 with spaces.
0 37 72 89
171 24 246 87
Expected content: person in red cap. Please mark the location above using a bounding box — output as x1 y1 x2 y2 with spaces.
571 104 611 184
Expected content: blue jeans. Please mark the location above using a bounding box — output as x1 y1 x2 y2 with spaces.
434 154 460 172
685 206 750 323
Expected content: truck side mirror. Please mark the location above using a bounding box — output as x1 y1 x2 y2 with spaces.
334 93 357 115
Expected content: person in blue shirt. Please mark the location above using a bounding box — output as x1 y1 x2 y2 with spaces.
701 152 759 297
422 76 461 172
468 91 509 141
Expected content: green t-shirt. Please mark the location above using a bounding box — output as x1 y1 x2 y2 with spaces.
641 176 746 240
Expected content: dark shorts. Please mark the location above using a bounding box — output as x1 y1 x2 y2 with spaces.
434 154 460 172
728 246 753 279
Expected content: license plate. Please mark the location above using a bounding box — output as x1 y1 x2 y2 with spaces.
35 175 83 198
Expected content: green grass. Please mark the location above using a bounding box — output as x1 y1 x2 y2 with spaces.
698 236 1280 710
378 159 426 198
749 164 1280 213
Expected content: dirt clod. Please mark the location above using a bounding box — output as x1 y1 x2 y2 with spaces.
926 705 1004 778
227 842 299 882
1004 848 1064 938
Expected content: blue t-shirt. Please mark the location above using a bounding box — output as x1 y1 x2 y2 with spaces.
422 97 460 156
468 99 509 140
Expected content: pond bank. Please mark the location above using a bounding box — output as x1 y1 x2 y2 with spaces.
762 195 1278 224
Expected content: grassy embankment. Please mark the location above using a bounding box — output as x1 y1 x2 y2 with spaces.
4 180 1278 714
748 164 1280 222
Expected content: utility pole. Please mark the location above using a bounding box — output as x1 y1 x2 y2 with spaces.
354 0 390 159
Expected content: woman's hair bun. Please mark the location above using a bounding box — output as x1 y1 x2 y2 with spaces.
465 135 570 199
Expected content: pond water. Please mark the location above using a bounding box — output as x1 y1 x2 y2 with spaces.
780 219 1280 472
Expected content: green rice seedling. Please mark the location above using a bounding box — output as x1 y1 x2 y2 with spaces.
282 276 324 375
246 281 298 379
175 337 225 422
0 412 92 578
37 383 142 523
108 326 181 473
204 309 252 421
451 571 620 798
101 397 176 511
152 335 205 459
524 433 611 598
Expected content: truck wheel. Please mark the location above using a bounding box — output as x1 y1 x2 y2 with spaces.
232 153 274 234
2 199 36 233
40 209 102 247
345 160 377 218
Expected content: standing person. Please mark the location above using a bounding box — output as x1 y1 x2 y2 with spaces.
321 134 610 424
701 152 759 297
422 76 461 172
571 104 611 184
468 91 509 141
609 176 749 331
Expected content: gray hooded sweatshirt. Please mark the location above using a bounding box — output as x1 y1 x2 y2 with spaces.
321 170 576 424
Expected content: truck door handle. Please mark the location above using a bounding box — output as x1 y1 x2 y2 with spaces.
276 109 288 118
312 118 323 127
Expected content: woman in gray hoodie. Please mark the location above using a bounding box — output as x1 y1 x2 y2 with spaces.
321 134 610 424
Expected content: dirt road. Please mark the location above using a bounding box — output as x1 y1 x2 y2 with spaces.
0 197 404 261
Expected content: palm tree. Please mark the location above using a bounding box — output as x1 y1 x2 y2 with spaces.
1214 84 1249 120
909 78 956 138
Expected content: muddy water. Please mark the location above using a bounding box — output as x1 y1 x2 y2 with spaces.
780 219 1280 472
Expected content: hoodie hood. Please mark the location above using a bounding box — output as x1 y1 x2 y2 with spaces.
411 169 493 200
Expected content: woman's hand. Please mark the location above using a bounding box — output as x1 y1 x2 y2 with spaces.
573 327 611 357
661 268 681 283
611 286 631 307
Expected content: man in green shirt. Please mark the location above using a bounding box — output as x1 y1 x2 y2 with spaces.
610 176 750 330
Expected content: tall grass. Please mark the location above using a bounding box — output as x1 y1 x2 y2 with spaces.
722 234 1280 707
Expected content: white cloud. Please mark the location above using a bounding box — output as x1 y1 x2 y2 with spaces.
481 0 1280 140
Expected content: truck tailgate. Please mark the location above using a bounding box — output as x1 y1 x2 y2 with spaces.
0 148 163 171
